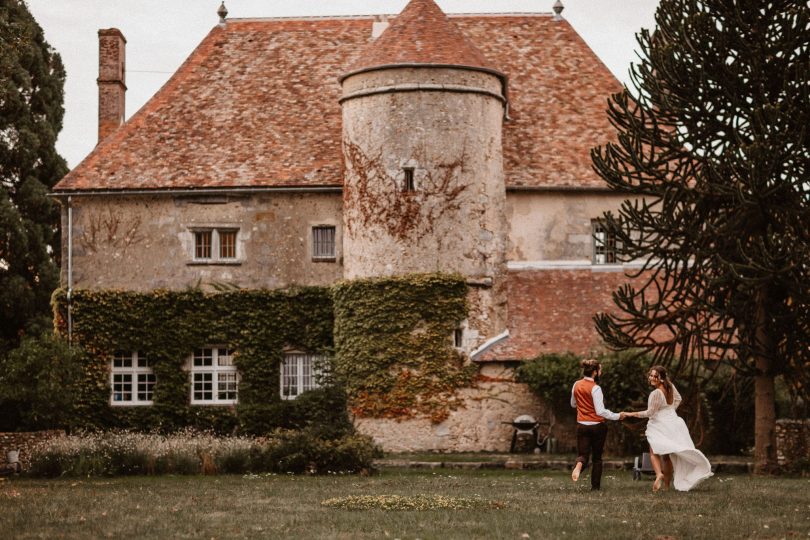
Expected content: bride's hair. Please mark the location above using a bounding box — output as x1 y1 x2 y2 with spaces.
650 365 674 405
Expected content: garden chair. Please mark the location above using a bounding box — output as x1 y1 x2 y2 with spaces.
632 452 655 480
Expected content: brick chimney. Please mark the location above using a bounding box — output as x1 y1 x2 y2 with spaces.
97 28 126 143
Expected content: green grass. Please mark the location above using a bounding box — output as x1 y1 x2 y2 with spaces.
1 470 808 539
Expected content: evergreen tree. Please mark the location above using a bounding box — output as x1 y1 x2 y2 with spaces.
0 0 67 353
592 1 809 473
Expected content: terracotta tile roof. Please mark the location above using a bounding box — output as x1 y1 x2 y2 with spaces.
54 13 620 193
478 268 633 361
343 0 499 78
456 17 621 190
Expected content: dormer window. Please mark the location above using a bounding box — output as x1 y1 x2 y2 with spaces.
403 167 415 192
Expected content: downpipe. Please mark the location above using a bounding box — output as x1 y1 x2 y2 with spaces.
67 196 73 346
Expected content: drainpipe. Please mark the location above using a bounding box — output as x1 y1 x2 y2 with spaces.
67 196 73 346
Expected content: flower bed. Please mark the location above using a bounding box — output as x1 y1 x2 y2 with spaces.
28 429 381 477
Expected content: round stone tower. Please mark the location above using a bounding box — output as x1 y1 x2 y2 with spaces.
339 0 509 345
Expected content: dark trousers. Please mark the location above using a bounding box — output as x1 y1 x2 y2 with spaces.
576 422 609 490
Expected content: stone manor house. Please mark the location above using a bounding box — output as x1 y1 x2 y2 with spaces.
53 0 635 451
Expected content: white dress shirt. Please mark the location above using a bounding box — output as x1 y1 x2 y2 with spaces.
570 376 621 424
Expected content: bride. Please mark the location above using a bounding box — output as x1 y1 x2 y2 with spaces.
622 366 713 492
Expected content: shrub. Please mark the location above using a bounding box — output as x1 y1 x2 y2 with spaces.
0 333 84 431
515 352 581 418
28 430 381 477
238 385 354 439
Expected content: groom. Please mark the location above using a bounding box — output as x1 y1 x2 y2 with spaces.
570 358 622 490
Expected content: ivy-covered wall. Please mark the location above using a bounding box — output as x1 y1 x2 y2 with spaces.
52 288 347 435
333 273 474 423
52 272 475 433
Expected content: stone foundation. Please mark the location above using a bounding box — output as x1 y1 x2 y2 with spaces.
354 363 567 452
0 430 65 471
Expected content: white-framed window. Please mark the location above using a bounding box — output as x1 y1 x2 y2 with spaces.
280 352 326 400
192 228 239 262
190 347 238 405
111 351 155 405
312 225 336 261
592 219 621 265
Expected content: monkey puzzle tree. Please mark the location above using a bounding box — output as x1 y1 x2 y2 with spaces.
0 0 67 353
592 0 809 473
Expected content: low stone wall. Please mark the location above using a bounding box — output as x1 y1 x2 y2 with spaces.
775 419 809 470
0 430 65 470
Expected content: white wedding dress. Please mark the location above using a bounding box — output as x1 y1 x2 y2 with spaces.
636 384 713 491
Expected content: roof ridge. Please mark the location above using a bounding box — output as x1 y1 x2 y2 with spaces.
224 12 553 22
227 15 380 22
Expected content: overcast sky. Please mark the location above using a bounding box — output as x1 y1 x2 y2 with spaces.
26 0 659 169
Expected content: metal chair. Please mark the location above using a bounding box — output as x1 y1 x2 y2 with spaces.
632 452 655 480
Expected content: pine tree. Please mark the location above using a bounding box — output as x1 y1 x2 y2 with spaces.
592 0 809 473
0 0 67 353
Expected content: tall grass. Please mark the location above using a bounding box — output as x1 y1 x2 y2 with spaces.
28 429 380 477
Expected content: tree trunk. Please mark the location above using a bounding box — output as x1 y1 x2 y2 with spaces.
753 291 778 474
753 359 777 474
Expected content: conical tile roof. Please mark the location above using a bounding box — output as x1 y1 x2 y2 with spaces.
343 0 500 79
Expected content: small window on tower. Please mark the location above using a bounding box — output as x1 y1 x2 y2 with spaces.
403 167 415 192
454 327 464 348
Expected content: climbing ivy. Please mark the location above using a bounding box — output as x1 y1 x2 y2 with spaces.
51 288 347 435
332 273 475 423
51 272 476 431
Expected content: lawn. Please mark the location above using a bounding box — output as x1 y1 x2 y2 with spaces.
1 470 808 539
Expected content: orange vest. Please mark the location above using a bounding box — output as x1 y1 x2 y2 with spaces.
573 378 604 423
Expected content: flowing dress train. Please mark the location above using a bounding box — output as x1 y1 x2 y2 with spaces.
637 385 713 491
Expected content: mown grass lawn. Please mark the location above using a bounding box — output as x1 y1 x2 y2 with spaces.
1 470 808 539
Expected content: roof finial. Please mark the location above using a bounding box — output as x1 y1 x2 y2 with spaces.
217 1 228 26
552 0 564 21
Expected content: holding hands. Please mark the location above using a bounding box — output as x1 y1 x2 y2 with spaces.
619 411 636 420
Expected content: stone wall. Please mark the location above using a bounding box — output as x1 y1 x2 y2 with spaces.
354 363 574 452
0 431 65 471
341 66 508 349
775 419 809 470
61 192 343 291
507 191 629 262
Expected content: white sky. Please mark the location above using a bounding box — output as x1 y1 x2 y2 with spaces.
26 0 659 169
